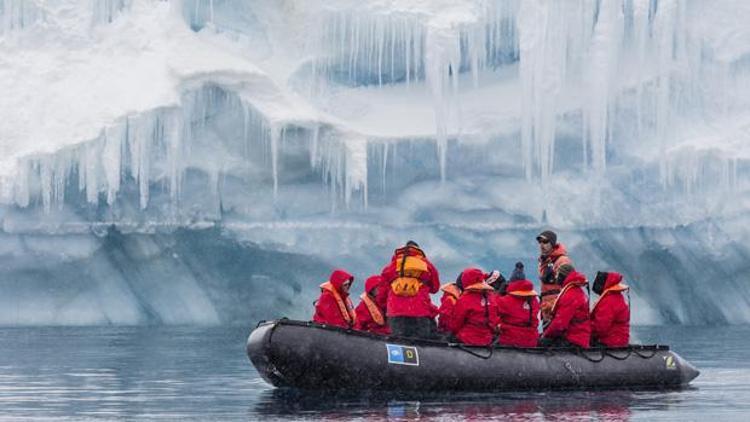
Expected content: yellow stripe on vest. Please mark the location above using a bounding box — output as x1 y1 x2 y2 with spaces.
320 281 356 325
359 293 385 326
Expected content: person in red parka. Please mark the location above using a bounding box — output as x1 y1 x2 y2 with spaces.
590 271 630 347
437 273 463 333
540 271 591 348
495 262 540 347
449 268 499 346
354 275 391 335
313 269 356 329
381 241 441 338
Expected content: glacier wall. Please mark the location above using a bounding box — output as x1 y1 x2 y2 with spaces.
1 0 750 325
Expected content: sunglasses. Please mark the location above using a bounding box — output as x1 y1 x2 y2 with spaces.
537 238 550 244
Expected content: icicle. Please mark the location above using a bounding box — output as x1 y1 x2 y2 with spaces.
270 124 280 197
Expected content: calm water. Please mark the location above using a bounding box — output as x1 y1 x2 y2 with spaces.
0 325 748 421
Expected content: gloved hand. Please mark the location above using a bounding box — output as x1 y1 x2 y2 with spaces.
539 337 554 347
541 263 555 284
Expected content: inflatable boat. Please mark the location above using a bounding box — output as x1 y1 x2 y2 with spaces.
247 319 700 391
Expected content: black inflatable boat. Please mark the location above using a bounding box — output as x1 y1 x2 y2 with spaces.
247 319 699 391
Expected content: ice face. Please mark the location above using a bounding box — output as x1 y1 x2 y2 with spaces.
1 0 750 324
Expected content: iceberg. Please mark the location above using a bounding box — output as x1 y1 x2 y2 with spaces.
0 0 749 325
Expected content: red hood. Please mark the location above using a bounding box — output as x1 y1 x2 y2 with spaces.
329 269 354 294
604 272 623 289
460 268 485 288
365 275 388 304
364 275 383 293
506 279 535 293
562 270 587 287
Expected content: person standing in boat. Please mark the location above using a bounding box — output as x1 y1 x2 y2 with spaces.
537 230 575 324
354 275 391 335
448 268 499 346
381 241 441 338
590 271 630 347
495 262 540 347
539 270 591 348
312 269 356 329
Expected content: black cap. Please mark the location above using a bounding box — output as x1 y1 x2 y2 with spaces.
406 240 420 248
536 230 557 246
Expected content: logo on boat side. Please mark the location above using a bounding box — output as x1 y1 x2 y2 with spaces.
386 344 419 366
664 355 677 370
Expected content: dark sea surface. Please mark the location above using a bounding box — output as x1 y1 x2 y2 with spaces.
0 325 747 421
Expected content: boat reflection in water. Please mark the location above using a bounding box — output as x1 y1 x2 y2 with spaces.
252 388 680 420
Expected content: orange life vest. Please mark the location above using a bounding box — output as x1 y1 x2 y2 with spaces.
359 293 385 326
320 281 356 325
440 283 462 304
591 283 629 314
391 247 429 297
550 279 588 316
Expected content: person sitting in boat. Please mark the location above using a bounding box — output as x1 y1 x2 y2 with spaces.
539 270 591 348
537 230 575 324
486 269 505 295
448 268 499 346
381 241 441 338
437 273 463 333
354 275 391 335
590 271 630 347
495 262 540 347
313 269 356 329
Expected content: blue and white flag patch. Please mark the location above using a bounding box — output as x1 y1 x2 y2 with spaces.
386 344 419 366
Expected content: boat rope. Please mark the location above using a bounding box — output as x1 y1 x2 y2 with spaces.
576 347 606 363
455 335 499 360
632 347 658 359
604 349 633 360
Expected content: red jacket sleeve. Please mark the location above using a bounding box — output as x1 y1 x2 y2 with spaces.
449 297 469 335
426 260 440 294
591 295 615 340
353 302 371 331
543 294 577 339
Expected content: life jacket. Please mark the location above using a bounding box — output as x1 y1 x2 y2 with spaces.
440 283 462 304
538 244 572 296
359 292 385 326
320 281 356 326
550 278 589 319
390 246 429 297
592 283 629 314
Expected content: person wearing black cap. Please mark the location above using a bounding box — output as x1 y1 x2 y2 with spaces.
380 240 441 338
536 230 575 324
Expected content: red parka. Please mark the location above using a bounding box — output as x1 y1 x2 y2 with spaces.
313 269 356 329
495 280 540 347
449 268 499 346
381 245 440 318
542 271 591 348
354 275 391 335
590 272 630 347
437 283 461 333
538 243 574 322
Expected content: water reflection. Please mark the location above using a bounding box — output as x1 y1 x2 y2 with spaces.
254 388 643 420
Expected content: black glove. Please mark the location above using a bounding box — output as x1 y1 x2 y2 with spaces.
541 263 555 284
539 337 554 347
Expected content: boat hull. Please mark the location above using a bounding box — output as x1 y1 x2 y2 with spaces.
247 319 699 391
